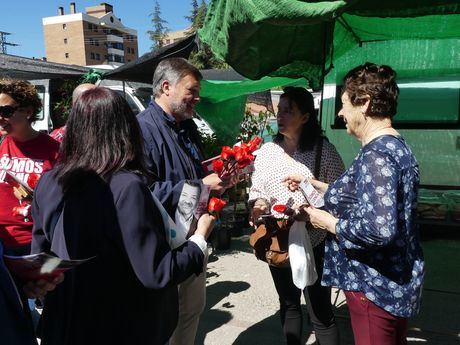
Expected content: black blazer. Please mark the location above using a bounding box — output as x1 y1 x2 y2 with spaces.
31 170 204 345
0 242 37 345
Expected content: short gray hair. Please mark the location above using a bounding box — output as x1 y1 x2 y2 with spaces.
152 58 202 97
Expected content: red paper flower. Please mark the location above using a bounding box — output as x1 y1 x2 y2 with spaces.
212 137 261 178
273 204 287 213
27 173 40 190
212 159 224 174
208 197 227 215
221 146 234 160
248 136 262 153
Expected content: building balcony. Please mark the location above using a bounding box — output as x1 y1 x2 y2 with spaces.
106 34 123 43
107 47 124 56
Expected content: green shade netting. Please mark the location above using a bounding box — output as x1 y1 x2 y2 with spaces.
199 0 460 83
196 77 306 144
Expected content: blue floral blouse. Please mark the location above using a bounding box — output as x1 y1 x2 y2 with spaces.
322 135 425 318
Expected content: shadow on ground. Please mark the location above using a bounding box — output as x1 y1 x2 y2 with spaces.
200 229 460 344
196 281 251 345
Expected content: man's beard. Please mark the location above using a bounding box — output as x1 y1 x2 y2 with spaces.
170 99 193 121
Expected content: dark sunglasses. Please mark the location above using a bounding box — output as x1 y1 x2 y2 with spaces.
0 105 18 119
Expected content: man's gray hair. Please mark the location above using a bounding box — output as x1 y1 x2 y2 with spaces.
152 58 202 97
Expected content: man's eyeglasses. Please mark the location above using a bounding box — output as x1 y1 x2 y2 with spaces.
0 105 18 119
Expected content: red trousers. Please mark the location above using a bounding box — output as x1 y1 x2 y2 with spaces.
344 291 408 345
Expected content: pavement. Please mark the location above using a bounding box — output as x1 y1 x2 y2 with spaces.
196 229 460 345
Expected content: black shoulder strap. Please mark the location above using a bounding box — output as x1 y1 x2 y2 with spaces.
314 138 323 179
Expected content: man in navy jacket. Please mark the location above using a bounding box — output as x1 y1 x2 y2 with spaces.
138 58 233 345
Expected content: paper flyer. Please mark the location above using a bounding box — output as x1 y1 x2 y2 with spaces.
4 252 94 281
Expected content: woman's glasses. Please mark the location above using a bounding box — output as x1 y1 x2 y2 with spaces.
0 105 18 119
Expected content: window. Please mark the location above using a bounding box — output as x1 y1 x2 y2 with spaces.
90 52 95 59
64 38 68 44
62 24 67 30
108 42 124 50
65 53 69 58
93 25 98 32
107 54 125 63
89 38 94 46
96 53 100 60
95 39 99 46
88 23 93 30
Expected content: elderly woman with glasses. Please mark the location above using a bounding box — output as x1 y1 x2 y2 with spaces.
249 87 344 345
0 79 59 255
285 63 425 345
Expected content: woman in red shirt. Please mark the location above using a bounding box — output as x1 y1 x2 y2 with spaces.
0 79 59 255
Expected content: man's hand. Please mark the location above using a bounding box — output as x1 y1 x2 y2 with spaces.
23 273 64 299
203 172 238 195
194 213 217 240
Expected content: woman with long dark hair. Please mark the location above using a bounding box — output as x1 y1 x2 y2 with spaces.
249 87 344 345
31 88 215 345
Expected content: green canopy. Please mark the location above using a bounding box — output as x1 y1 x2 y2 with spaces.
197 77 306 144
199 0 460 86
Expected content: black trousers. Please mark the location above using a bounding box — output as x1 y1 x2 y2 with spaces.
269 240 339 345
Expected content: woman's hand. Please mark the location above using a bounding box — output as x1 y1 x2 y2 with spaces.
309 179 329 194
283 174 305 192
194 213 217 240
249 199 269 228
23 273 64 299
305 207 338 234
293 204 310 222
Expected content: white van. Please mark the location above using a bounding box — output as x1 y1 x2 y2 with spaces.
30 78 213 135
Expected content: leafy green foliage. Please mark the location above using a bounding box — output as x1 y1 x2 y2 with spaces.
51 79 80 127
197 130 224 159
237 108 275 143
185 0 199 26
147 1 168 51
186 0 228 69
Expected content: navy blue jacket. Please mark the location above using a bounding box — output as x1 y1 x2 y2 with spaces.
0 242 37 345
31 170 204 345
137 101 205 215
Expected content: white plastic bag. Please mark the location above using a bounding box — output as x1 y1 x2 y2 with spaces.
288 221 317 289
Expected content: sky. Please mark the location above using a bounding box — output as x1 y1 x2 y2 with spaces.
2 0 194 59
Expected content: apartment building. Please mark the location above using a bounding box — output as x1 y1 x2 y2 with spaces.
43 2 138 66
162 28 190 46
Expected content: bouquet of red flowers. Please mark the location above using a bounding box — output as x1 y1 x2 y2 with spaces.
211 136 262 178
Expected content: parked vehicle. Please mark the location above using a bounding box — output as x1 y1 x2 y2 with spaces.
30 79 214 135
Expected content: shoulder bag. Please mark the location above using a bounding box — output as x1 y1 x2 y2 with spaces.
248 138 323 266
